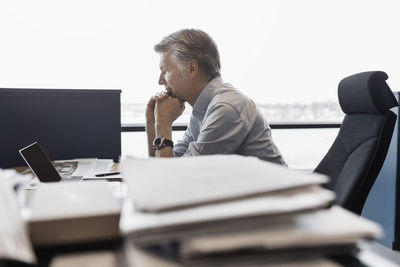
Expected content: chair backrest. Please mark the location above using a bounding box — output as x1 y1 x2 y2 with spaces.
314 71 398 215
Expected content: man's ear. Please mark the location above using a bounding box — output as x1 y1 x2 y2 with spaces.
188 60 199 76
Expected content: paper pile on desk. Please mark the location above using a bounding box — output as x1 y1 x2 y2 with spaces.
179 206 381 266
28 181 122 246
0 169 36 264
120 155 381 266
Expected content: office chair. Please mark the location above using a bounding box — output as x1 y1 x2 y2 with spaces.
314 71 398 215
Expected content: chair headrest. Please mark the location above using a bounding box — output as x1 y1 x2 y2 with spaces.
338 71 398 114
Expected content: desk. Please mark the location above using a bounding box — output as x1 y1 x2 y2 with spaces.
10 166 400 267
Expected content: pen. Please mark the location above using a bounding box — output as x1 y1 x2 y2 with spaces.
95 172 121 177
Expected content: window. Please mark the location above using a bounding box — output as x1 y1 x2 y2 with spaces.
1 0 398 125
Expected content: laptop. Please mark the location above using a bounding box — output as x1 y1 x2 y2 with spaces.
19 142 121 182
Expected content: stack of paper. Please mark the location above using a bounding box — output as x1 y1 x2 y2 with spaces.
120 155 382 266
28 181 122 246
179 206 381 266
0 170 36 264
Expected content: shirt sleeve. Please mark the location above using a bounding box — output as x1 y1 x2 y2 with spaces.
181 103 251 156
173 127 194 157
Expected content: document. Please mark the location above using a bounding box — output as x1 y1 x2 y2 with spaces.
121 154 329 212
54 158 115 179
180 206 382 256
123 238 344 267
0 170 36 264
28 181 122 246
120 185 334 244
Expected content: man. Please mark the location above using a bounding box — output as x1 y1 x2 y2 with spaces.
146 29 286 165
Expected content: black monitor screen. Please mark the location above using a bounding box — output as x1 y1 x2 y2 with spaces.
0 89 121 168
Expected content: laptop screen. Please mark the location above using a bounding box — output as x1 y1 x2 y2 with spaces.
19 142 62 182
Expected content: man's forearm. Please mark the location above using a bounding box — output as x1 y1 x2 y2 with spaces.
153 96 184 157
155 122 173 157
146 121 156 157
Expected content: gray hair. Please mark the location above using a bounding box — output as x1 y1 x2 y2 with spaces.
154 29 221 80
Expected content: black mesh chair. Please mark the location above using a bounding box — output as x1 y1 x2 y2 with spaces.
314 71 398 215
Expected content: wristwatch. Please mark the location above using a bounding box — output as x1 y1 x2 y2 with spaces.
152 137 174 150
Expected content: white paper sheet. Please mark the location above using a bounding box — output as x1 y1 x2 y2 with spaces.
28 181 121 221
180 206 382 255
121 155 329 212
55 158 115 179
120 185 334 242
123 238 344 267
0 170 36 264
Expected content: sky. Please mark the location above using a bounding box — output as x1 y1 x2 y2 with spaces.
0 0 399 105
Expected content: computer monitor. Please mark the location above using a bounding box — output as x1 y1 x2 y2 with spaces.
0 88 121 168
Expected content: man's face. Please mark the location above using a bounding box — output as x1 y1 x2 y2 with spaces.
158 52 190 101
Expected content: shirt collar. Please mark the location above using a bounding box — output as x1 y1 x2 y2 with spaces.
192 76 223 119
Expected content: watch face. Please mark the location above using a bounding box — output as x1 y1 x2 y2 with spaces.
153 137 162 146
152 137 173 150
153 137 166 150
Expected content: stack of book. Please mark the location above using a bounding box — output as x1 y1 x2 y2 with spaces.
28 181 122 246
120 155 382 267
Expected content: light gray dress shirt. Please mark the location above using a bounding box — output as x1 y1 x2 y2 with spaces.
173 76 286 165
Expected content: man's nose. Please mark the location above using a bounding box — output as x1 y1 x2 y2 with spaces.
158 73 165 85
